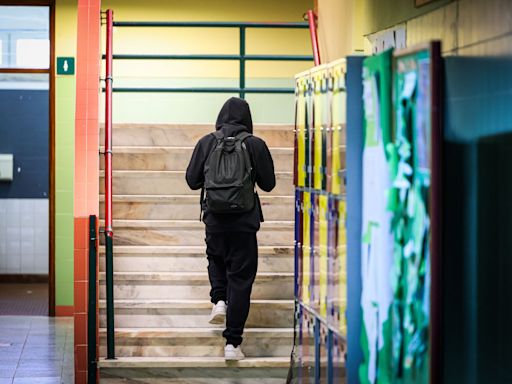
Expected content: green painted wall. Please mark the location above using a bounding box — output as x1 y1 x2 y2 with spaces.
54 0 77 307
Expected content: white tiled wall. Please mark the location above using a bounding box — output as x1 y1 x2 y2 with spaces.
0 199 48 274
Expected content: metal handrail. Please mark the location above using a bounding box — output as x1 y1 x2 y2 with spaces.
105 54 314 61
103 9 115 360
88 215 98 383
102 15 319 98
113 21 312 28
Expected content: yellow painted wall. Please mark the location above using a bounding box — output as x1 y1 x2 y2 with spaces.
99 0 314 123
54 0 77 307
102 0 313 79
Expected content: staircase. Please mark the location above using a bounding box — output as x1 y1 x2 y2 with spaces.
98 123 296 383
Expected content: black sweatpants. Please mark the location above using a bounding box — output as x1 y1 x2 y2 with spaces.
205 231 258 347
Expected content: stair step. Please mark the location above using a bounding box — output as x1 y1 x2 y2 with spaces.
99 194 294 221
100 146 294 172
99 356 289 383
99 245 293 256
99 356 290 368
100 123 294 148
99 170 293 196
98 244 293 273
99 272 294 300
99 299 293 328
98 327 293 358
100 219 294 246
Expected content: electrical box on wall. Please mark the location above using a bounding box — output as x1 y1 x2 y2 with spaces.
0 154 14 181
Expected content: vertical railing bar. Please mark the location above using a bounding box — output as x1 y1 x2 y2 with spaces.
104 8 116 360
88 215 98 384
306 10 321 66
239 26 246 99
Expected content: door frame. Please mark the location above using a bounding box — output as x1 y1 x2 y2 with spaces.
0 0 56 316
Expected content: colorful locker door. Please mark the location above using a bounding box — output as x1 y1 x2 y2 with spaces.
325 70 333 193
331 331 346 383
305 77 313 188
295 189 303 299
327 196 337 329
337 199 347 335
311 192 320 312
319 194 329 319
302 191 312 305
318 321 329 384
296 76 308 187
312 68 326 191
331 63 347 196
300 308 315 384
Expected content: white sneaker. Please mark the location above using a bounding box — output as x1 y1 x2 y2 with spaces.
225 344 245 361
208 300 227 324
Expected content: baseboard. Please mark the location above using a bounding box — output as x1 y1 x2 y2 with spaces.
55 305 74 317
0 274 49 283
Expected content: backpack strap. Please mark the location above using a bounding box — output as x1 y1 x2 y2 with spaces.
235 131 254 184
235 131 252 142
199 186 205 221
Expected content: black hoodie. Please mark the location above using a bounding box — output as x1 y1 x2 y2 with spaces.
185 97 276 232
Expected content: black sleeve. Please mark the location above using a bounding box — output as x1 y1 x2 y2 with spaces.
250 137 276 193
186 136 210 190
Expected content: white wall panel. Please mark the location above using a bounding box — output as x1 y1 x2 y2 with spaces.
0 198 48 274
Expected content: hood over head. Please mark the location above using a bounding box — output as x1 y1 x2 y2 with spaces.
215 97 253 135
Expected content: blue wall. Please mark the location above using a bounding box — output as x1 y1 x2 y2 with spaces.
0 89 49 198
443 57 512 384
345 56 364 384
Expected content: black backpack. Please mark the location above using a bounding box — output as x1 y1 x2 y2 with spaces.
201 130 255 215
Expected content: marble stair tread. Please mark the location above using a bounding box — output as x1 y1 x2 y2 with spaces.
99 299 293 309
100 123 295 148
102 219 294 229
99 194 294 203
99 271 294 282
99 327 293 338
99 356 291 369
100 146 294 153
99 194 294 221
98 299 293 328
99 170 294 195
99 146 294 172
99 245 293 256
101 220 293 246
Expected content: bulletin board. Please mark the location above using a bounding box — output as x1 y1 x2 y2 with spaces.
389 41 442 384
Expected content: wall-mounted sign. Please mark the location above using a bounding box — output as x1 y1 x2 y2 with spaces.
56 57 75 75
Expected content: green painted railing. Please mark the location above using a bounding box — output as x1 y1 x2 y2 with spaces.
102 20 315 98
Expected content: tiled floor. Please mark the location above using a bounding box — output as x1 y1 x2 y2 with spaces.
0 316 74 384
0 284 48 316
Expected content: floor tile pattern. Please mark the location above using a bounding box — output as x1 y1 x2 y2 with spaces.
0 316 74 384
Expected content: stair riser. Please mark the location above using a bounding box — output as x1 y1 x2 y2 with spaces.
100 125 294 147
99 279 293 300
99 308 293 328
99 199 293 221
99 336 292 358
99 256 294 273
100 172 293 196
102 227 293 246
100 368 288 383
100 150 294 172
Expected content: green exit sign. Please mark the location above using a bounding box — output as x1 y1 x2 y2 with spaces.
56 57 75 75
